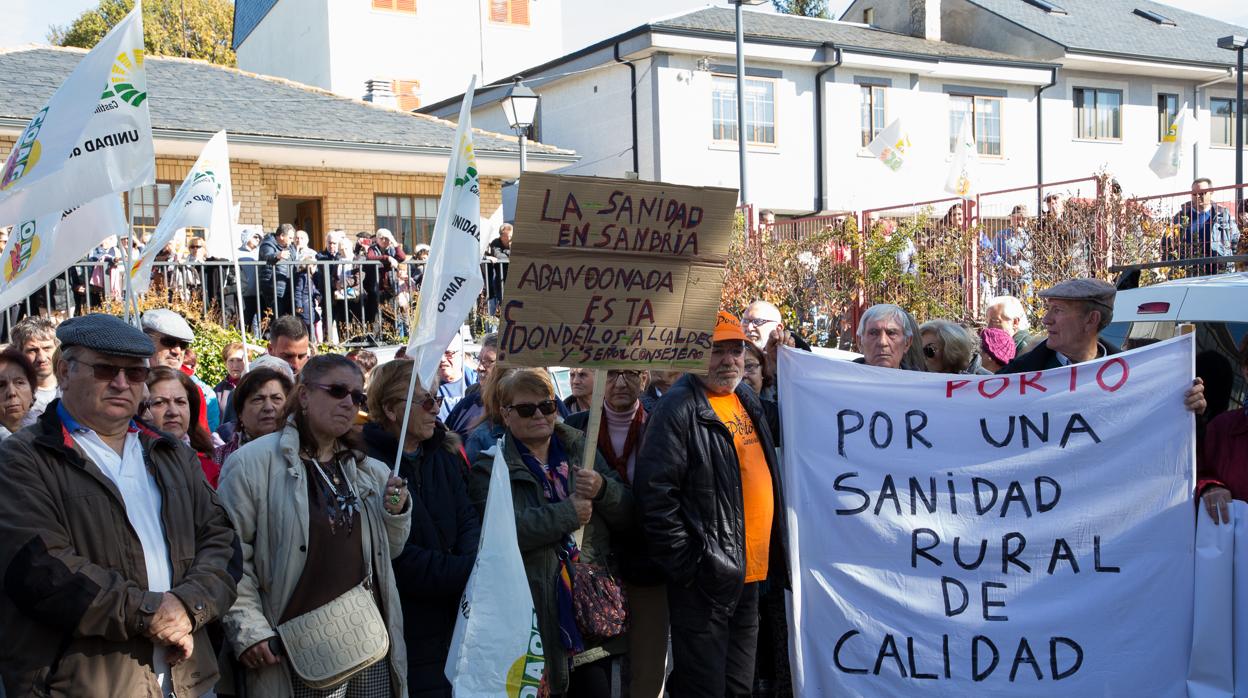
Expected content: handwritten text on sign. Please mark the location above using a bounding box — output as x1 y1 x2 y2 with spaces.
778 338 1196 697
500 173 736 370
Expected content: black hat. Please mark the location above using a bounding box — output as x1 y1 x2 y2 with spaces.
56 314 155 359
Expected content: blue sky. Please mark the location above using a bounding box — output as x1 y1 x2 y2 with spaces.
3 0 1246 47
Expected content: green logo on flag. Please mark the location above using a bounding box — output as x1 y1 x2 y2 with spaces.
100 49 147 107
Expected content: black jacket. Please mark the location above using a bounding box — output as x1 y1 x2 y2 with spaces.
364 422 480 698
998 338 1120 374
257 234 292 290
633 374 789 605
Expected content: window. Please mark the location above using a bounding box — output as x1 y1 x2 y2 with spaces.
128 182 175 236
860 84 886 148
393 79 421 112
490 0 529 25
1157 93 1179 142
1073 87 1122 140
949 95 1002 156
372 0 416 13
1023 0 1067 15
711 76 776 146
375 195 438 250
1133 8 1175 25
862 8 875 24
1210 97 1243 147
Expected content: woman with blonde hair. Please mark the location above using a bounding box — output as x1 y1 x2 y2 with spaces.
919 319 990 374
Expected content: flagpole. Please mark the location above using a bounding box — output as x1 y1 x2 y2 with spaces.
124 195 138 325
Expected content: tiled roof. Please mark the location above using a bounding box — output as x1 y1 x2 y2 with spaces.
965 0 1248 66
0 47 572 157
232 0 279 50
653 7 1048 64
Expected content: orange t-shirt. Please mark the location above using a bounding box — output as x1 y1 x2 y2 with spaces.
707 392 774 583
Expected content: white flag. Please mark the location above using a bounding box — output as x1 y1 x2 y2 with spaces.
407 76 485 390
944 115 977 198
0 2 153 223
0 195 128 310
129 131 233 295
445 444 544 696
1149 103 1188 179
866 118 912 173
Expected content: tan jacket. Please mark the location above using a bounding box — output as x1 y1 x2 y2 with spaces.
0 402 239 697
217 424 411 697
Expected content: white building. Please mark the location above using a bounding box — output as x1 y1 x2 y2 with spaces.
231 0 729 107
421 2 1246 218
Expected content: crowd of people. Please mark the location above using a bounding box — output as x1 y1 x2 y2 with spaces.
0 266 1238 698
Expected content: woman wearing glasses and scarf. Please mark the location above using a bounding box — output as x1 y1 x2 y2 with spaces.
469 368 635 697
362 359 481 698
218 354 412 697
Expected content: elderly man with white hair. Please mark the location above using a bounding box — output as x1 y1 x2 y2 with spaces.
852 303 927 370
984 295 1035 354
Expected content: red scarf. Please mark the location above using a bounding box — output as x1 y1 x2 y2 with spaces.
597 404 646 483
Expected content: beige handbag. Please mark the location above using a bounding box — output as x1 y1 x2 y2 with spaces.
276 568 390 689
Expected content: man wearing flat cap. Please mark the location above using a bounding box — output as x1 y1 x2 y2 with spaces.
999 278 1207 412
0 314 238 697
634 311 788 697
143 309 220 433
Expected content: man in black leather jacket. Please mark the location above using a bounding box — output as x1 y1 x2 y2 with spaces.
633 311 788 698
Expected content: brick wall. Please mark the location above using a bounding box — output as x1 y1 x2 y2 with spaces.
0 134 504 249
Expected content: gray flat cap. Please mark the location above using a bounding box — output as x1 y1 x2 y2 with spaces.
1038 278 1116 311
141 309 195 342
57 314 155 358
248 354 295 380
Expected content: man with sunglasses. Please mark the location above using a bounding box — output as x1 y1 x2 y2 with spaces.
634 311 787 698
1168 177 1241 276
143 309 220 434
0 314 238 697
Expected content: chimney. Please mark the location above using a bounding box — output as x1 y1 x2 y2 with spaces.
909 0 941 41
363 79 397 108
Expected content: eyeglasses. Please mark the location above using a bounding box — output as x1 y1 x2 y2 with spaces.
310 383 367 406
607 370 642 384
417 392 444 414
71 359 150 384
506 400 558 418
922 344 938 359
743 317 779 328
157 336 190 351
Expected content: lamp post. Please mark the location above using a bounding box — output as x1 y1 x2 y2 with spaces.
1218 34 1247 215
733 0 768 209
501 77 539 173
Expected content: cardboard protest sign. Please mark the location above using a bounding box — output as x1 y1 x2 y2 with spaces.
499 172 737 370
779 336 1198 696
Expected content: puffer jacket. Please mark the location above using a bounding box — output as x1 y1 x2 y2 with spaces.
633 374 789 605
364 422 480 698
0 401 239 697
469 423 634 694
217 424 412 697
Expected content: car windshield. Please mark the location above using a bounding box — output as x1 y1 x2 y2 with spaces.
1105 320 1247 413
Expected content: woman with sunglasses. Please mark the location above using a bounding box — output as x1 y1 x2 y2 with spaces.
144 367 221 487
469 369 634 697
919 320 991 375
214 367 293 469
363 359 480 698
218 354 412 697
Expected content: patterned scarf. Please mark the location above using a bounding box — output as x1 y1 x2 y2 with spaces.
597 403 646 483
515 436 584 655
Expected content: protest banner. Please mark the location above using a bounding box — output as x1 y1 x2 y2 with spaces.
498 172 737 372
1190 501 1248 697
778 336 1197 696
866 118 912 173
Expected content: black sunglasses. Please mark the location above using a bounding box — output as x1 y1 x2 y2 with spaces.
72 359 150 383
310 383 367 406
506 400 558 418
157 336 190 351
922 344 937 359
417 393 445 413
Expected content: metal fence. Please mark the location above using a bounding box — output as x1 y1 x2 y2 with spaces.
0 257 511 346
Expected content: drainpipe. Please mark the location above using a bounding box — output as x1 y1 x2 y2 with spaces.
811 42 843 215
1194 68 1234 178
1035 66 1058 217
614 43 640 176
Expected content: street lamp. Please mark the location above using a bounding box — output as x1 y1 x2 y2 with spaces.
1218 34 1247 215
501 78 539 173
733 0 768 210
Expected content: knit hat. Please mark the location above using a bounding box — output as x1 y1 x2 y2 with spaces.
980 327 1016 366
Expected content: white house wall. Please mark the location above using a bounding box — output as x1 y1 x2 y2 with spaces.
235 0 333 91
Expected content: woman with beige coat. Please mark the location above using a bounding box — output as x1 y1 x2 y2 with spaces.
218 354 412 697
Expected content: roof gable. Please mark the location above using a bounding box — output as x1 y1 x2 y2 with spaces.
965 0 1248 66
0 47 570 157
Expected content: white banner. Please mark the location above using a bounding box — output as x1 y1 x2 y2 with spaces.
446 444 544 696
407 75 485 391
866 118 912 173
779 336 1197 696
1150 103 1189 179
0 2 153 223
130 130 233 295
0 194 128 310
1189 501 1248 697
944 116 977 199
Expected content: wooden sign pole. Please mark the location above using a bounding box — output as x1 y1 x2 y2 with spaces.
574 369 608 547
